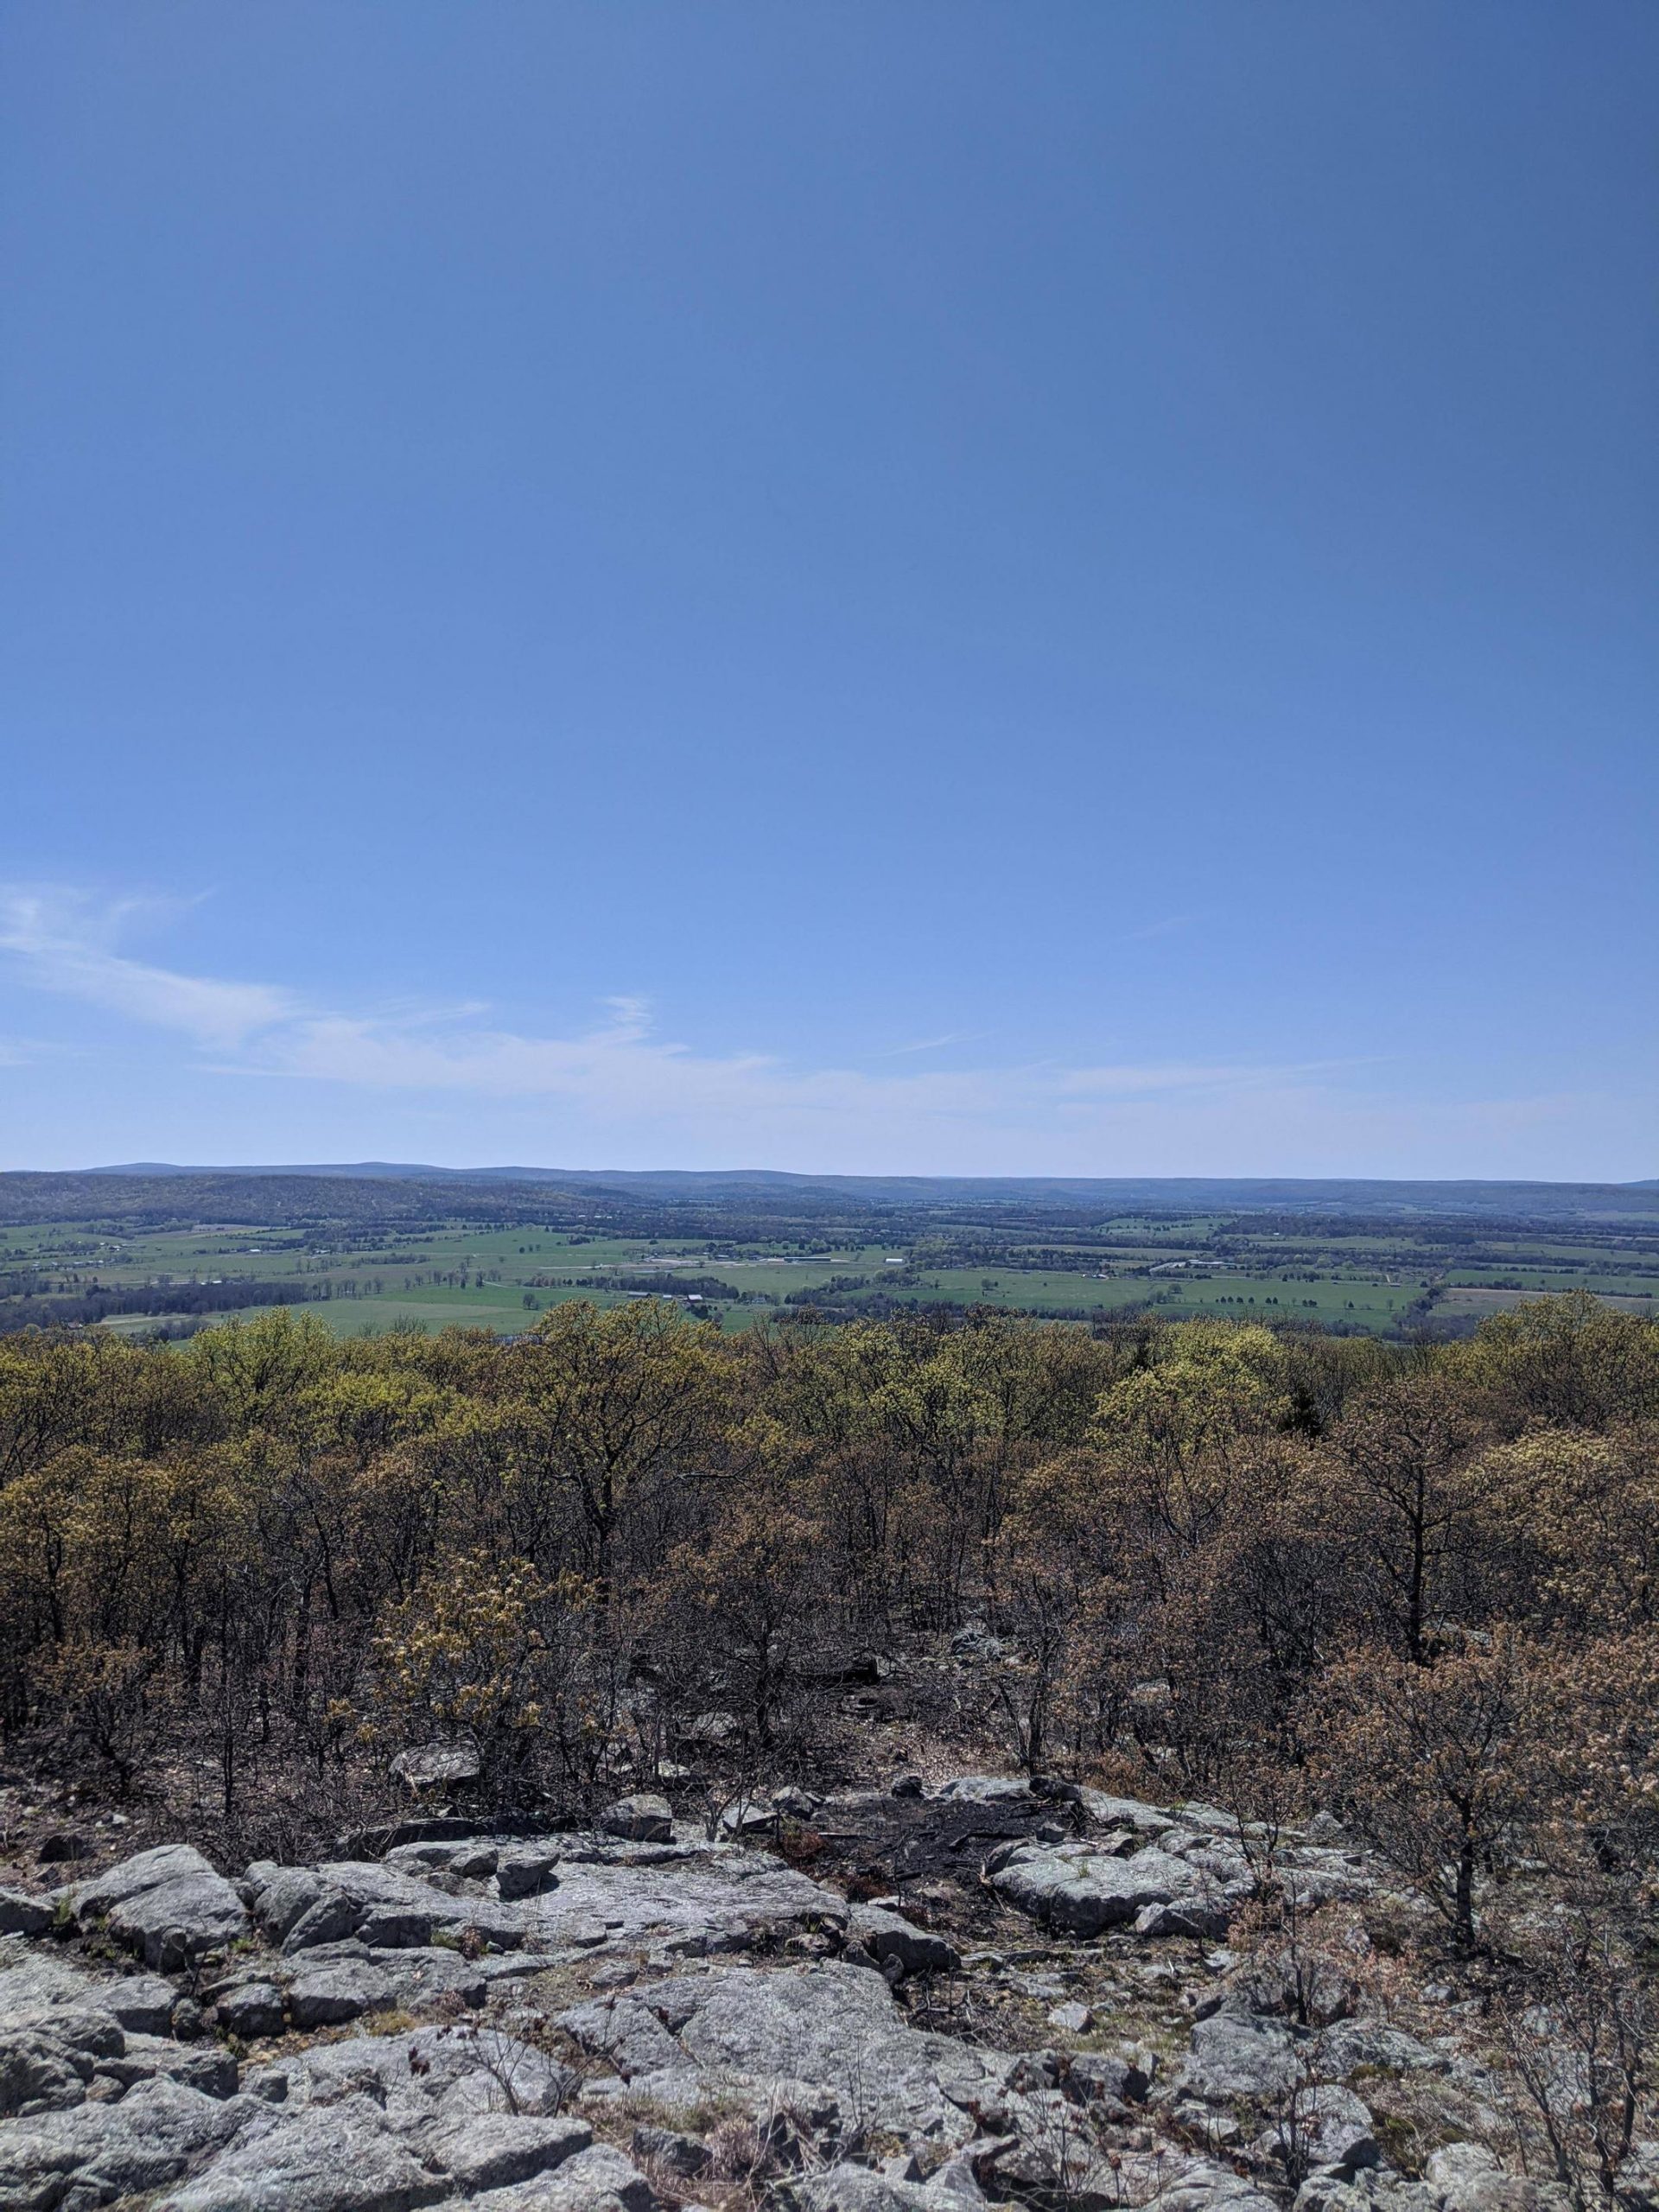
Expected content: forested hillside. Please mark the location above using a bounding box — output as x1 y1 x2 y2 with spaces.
5 1292 1659 2201
2 1294 1654 1884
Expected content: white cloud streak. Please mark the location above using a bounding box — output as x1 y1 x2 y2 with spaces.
0 884 1623 1177
0 888 296 1049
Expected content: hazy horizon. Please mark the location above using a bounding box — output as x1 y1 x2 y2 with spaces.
17 1160 1659 1198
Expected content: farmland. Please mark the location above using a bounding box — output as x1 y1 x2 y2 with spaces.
2 1167 1656 1343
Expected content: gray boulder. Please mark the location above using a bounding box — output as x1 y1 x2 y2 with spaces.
214 1984 286 2041
214 1991 285 2035
0 2024 100 2118
103 1976 181 2035
717 1796 779 1839
849 1904 959 1980
71 1846 248 1970
1180 2011 1303 2101
631 2125 709 2179
0 1892 54 1940
1065 2050 1149 2105
1076 1789 1179 1838
493 1847 559 1901
1134 1897 1233 1939
1241 1953 1362 2028
285 1959 403 2031
382 1842 497 1880
391 1741 480 1791
935 1775 1029 1804
282 1891 364 1955
988 1840 1231 1936
599 1796 674 1843
1253 2084 1378 2178
244 1865 327 1945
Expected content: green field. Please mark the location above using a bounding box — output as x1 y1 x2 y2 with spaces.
4 1185 1656 1345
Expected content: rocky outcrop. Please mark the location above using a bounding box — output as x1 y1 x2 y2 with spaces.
573 1958 1011 2145
0 2075 256 2212
1295 2145 1574 2212
0 1790 1563 2212
986 1807 1372 1942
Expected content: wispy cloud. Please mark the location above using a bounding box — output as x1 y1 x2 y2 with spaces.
0 884 1317 1134
0 887 297 1050
874 1030 985 1057
5 882 1609 1178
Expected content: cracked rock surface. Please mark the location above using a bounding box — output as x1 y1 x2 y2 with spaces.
0 1783 1600 2212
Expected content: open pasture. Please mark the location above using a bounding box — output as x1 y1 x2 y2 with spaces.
3 1173 1656 1344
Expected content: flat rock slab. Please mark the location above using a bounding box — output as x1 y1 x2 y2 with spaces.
144 2030 592 2212
0 1945 174 2038
448 2145 652 2212
247 2024 578 2121
795 2164 986 2210
283 1946 494 2028
620 1960 1009 2143
157 2092 443 2212
422 2115 590 2195
247 1842 843 1966
521 1851 847 1955
254 1863 523 1958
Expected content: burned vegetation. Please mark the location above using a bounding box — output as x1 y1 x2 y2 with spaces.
2 1291 1659 2211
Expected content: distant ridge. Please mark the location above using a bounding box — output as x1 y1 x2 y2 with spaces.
57 1163 1659 1219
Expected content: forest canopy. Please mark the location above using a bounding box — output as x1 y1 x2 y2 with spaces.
3 1292 1656 1914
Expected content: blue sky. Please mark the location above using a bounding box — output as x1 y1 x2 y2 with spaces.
1 2 1654 1179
